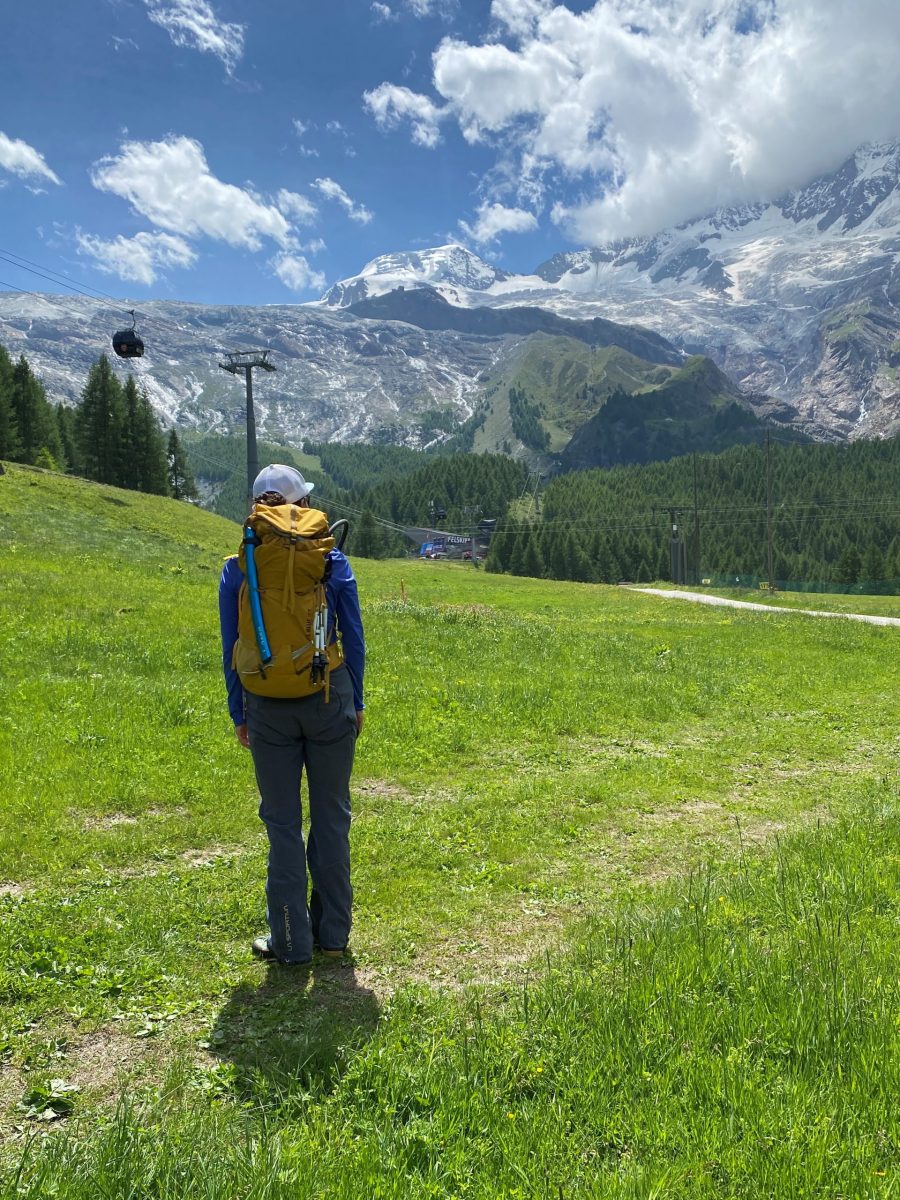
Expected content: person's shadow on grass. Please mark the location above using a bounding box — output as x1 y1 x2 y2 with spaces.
209 957 380 1103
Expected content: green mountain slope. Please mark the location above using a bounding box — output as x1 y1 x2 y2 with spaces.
472 335 677 456
467 346 797 468
560 355 790 469
345 288 799 469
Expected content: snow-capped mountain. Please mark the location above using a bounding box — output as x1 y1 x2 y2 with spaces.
319 244 511 308
318 144 900 440
1 143 898 449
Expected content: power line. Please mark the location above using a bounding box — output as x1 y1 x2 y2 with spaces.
0 246 236 362
0 251 117 303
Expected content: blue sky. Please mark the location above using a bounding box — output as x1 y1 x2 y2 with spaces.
1 0 897 306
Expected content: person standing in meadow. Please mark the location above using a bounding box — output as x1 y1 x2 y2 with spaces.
218 464 365 965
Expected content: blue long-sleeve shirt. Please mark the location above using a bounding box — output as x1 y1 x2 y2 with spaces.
218 549 365 725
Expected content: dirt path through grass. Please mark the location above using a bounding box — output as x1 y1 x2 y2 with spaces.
0 781 843 1147
629 586 900 626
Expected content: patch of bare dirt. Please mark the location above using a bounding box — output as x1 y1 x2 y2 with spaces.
0 1063 25 1142
111 843 254 881
639 799 723 825
180 845 246 868
355 779 413 800
352 903 569 996
64 1028 164 1097
81 806 191 833
81 812 139 832
0 1023 193 1143
0 882 27 898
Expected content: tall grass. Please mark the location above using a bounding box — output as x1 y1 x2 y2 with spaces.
6 783 898 1198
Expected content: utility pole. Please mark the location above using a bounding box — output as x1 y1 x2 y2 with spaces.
218 350 276 501
655 506 688 585
462 503 482 568
765 432 775 590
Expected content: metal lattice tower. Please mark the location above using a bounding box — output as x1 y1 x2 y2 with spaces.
218 351 276 501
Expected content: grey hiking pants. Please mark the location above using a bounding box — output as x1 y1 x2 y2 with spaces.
244 667 357 963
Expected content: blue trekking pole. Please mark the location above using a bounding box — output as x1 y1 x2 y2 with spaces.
243 526 273 666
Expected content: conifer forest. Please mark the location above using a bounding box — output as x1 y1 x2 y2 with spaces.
2 342 898 592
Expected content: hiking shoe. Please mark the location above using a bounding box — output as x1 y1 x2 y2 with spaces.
251 936 311 967
252 935 274 959
317 945 349 960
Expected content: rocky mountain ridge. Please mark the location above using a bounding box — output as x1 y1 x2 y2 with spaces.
317 143 900 441
0 286 773 471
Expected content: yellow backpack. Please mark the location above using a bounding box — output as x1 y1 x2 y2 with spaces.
232 502 343 702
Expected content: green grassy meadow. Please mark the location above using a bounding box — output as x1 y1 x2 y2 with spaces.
1 462 898 1197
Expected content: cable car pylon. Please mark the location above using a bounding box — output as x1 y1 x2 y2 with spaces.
218 350 276 502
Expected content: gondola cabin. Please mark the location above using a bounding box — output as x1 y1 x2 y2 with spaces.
112 311 144 358
112 329 144 358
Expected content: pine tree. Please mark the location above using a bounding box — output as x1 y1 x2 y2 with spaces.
167 429 198 501
121 377 141 490
508 531 526 576
77 356 126 485
353 510 383 558
595 540 619 584
860 543 886 591
484 526 511 573
122 379 168 495
0 344 20 461
549 531 571 581
34 446 60 471
55 404 79 474
521 532 544 579
571 541 596 583
655 541 670 582
139 392 169 495
834 545 862 585
9 355 61 465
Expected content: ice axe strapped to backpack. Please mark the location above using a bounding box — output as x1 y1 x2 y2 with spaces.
233 502 344 703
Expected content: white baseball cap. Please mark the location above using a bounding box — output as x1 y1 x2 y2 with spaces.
252 463 314 502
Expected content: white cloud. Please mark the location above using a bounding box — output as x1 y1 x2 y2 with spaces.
291 118 320 157
0 132 61 185
377 0 900 243
143 0 244 72
490 0 551 39
371 2 396 20
271 252 326 292
433 36 577 140
313 177 373 224
406 0 456 15
363 83 446 148
91 136 293 250
277 189 318 225
76 230 197 285
459 201 538 244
